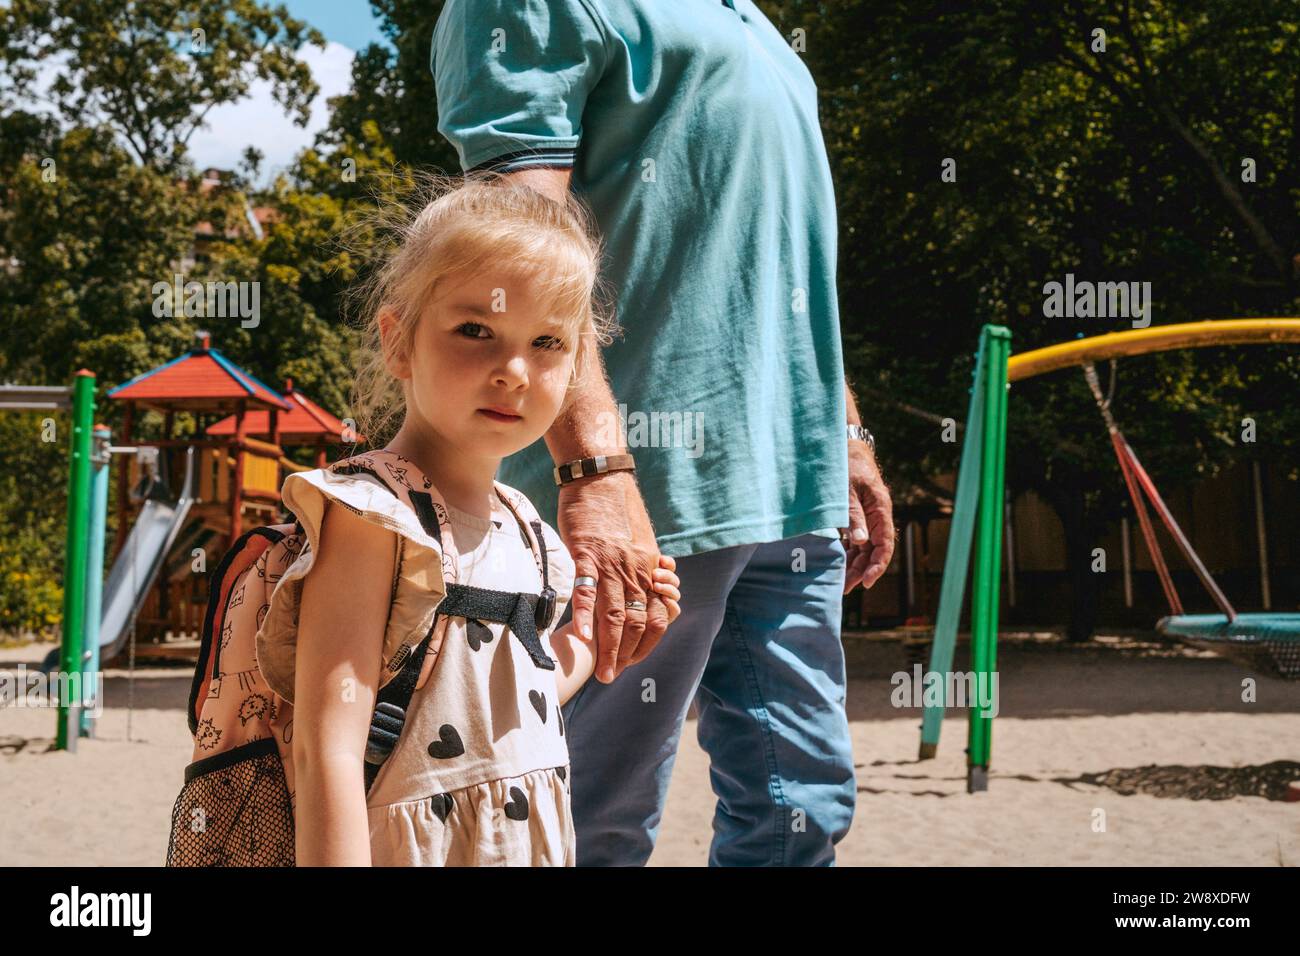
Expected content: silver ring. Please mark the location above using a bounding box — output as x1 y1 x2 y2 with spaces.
625 600 647 611
574 575 597 589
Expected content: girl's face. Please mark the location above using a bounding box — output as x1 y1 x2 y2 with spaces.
399 265 578 461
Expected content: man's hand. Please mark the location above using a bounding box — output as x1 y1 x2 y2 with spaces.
843 440 896 592
556 470 670 682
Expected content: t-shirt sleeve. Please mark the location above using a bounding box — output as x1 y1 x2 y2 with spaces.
432 0 610 172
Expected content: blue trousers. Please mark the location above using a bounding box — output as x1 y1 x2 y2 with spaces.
560 532 856 866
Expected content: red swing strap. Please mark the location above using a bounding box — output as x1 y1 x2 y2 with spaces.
1116 434 1237 622
1110 430 1184 615
1082 363 1236 622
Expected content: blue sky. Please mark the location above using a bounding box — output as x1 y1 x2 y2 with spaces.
282 0 390 52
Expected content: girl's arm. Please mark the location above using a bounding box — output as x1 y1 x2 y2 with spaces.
549 620 598 705
550 556 681 704
293 500 396 867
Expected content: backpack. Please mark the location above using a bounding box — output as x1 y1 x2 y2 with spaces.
164 462 558 867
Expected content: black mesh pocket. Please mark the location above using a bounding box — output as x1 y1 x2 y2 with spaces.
166 737 295 867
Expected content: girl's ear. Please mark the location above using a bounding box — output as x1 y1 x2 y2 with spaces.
378 306 412 380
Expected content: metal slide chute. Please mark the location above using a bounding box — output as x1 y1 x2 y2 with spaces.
41 447 198 673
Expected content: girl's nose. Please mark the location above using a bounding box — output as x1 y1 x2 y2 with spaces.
492 354 529 389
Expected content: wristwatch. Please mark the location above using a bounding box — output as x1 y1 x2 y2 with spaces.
847 424 875 451
553 453 637 486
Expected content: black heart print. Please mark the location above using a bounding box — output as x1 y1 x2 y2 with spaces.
503 786 529 821
556 766 567 782
466 618 494 651
427 724 465 759
429 792 455 823
529 689 547 722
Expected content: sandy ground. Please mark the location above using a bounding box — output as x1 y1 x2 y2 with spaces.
1 633 1297 867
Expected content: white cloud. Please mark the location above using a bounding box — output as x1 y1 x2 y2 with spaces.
187 40 356 185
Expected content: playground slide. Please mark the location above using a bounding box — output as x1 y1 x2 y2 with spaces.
41 448 198 673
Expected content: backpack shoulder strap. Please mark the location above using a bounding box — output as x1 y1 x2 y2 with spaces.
362 489 560 792
491 486 550 585
492 486 556 630
364 470 566 790
363 625 436 794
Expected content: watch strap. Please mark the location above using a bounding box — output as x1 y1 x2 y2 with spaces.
553 453 637 486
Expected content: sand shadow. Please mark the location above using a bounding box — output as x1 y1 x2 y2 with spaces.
1055 760 1300 801
853 759 1300 801
0 734 56 756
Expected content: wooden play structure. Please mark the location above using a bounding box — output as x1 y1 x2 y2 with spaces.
37 331 358 747
104 330 357 648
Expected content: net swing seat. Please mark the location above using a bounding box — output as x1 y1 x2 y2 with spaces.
1082 361 1299 681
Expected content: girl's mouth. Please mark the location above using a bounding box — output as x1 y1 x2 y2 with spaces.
478 408 522 422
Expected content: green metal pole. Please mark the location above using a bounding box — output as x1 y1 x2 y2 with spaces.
919 335 988 758
56 370 96 751
80 425 111 736
967 327 1010 791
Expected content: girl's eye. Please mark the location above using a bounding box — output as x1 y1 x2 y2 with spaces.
457 322 489 339
534 335 565 351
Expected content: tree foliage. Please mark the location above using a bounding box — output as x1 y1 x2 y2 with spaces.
0 0 325 171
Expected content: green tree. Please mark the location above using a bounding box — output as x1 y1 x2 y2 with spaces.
0 0 325 172
318 0 458 173
0 123 199 387
762 0 1300 636
0 1 333 632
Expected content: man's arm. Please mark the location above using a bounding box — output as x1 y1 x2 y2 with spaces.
502 167 669 682
843 379 896 591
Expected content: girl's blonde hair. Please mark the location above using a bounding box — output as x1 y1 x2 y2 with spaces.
348 171 617 447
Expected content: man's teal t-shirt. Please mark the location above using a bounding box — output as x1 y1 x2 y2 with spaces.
432 0 848 557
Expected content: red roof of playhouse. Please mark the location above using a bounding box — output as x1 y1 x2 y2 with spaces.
206 378 359 442
107 331 292 413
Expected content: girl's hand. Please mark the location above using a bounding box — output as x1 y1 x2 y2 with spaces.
648 554 682 626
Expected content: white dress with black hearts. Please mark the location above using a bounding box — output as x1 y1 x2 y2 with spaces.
365 500 576 866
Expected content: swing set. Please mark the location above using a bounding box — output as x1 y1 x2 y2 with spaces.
918 319 1300 792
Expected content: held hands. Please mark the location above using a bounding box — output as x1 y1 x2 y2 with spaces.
843 438 896 593
557 471 674 682
572 554 681 639
549 554 679 704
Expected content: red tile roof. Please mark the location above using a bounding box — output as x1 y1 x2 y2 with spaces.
206 379 357 442
107 333 291 413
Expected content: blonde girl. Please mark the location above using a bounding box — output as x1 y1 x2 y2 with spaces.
285 176 680 866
